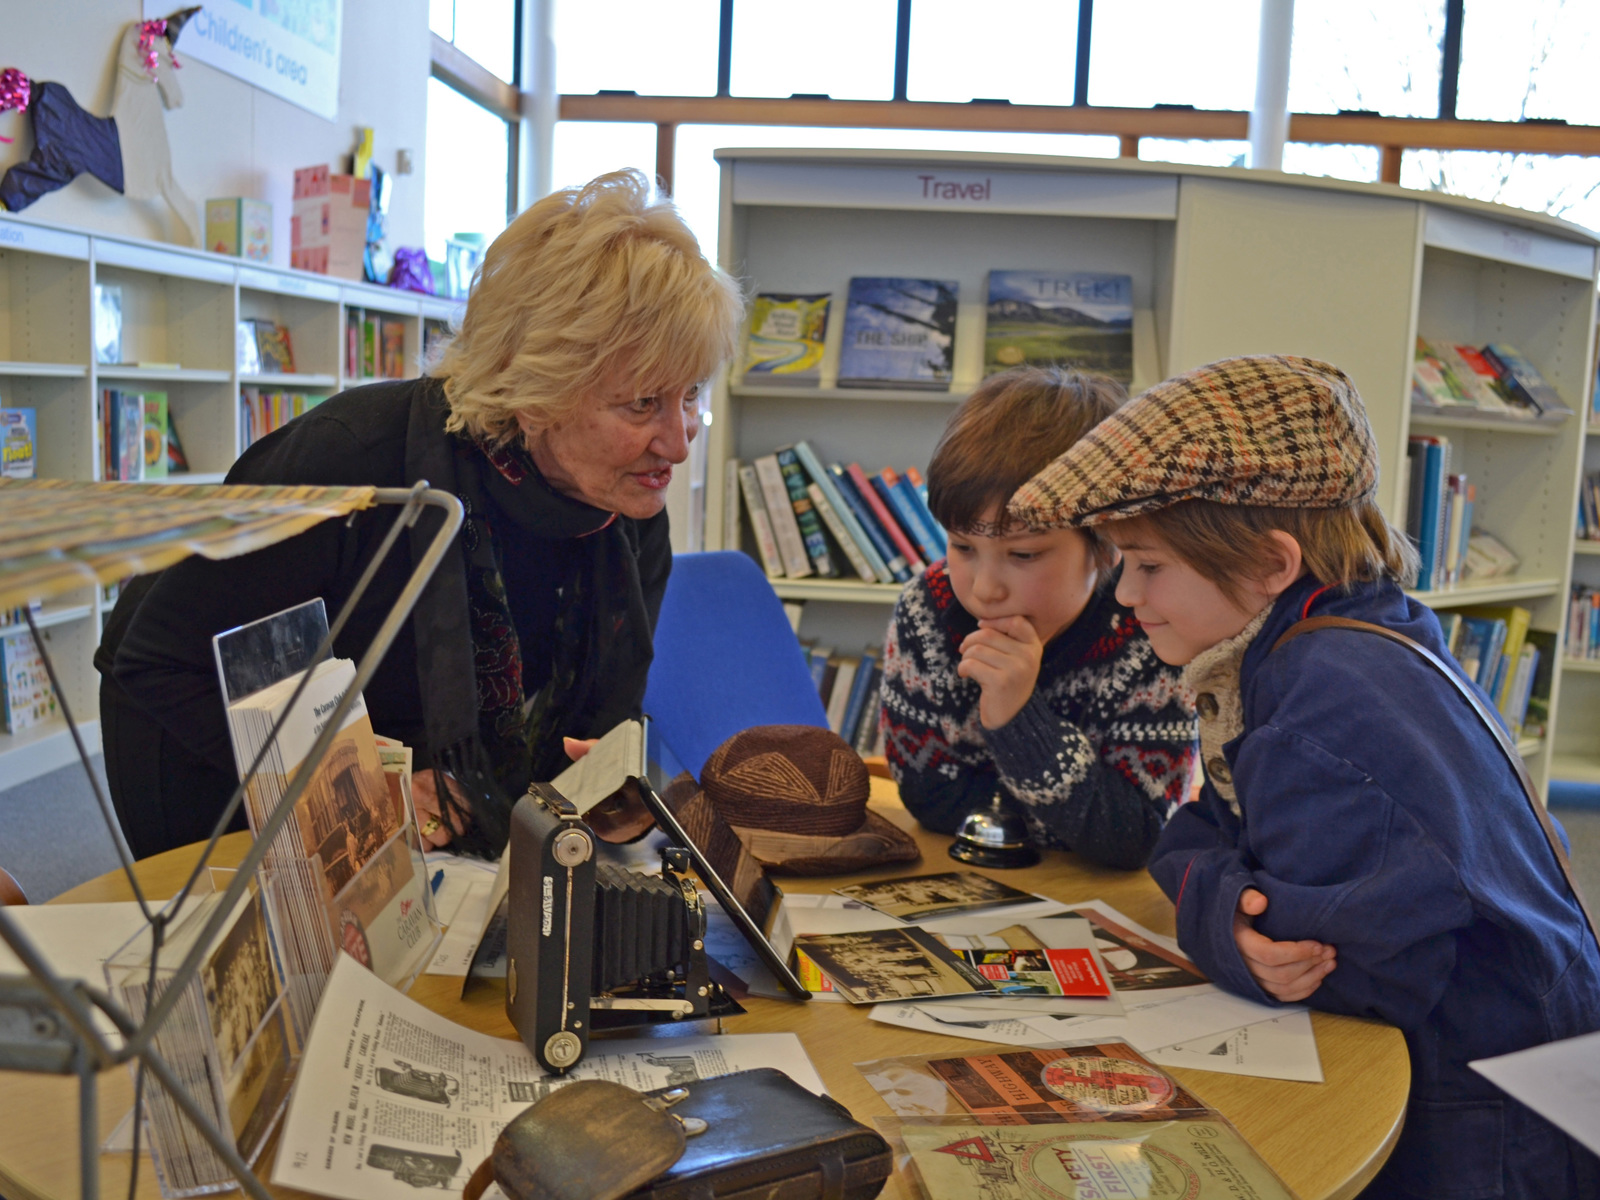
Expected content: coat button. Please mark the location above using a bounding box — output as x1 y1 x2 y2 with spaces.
1208 756 1232 784
1196 692 1219 719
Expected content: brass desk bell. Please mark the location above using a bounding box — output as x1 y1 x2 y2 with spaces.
948 792 1040 869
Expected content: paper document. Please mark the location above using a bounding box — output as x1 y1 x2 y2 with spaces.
0 901 162 1045
274 953 825 1200
1472 1030 1600 1156
1146 1011 1323 1082
425 875 496 976
870 1002 1070 1048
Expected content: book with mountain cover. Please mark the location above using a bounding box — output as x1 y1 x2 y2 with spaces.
985 270 1134 383
742 293 831 384
838 277 959 389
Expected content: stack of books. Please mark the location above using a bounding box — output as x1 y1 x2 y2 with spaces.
798 643 885 757
1413 338 1573 423
1438 606 1553 739
1404 435 1520 591
239 388 328 453
345 309 407 380
100 389 184 480
737 270 1134 391
1569 586 1600 661
728 442 946 585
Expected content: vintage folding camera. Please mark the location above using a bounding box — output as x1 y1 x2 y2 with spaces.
504 742 810 1074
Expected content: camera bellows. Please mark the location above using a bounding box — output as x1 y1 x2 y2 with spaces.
593 864 693 992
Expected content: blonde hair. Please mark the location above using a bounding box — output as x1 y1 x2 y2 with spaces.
1116 498 1420 606
434 169 745 445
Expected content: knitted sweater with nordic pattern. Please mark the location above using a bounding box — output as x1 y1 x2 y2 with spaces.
881 561 1197 869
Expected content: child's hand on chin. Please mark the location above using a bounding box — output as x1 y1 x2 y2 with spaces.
958 615 1044 730
1232 888 1337 1002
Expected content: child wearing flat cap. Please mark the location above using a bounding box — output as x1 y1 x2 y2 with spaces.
1008 354 1600 1198
880 366 1197 870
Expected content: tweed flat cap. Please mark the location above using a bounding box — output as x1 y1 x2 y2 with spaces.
1006 355 1380 529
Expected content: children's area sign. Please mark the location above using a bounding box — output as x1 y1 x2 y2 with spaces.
146 0 342 121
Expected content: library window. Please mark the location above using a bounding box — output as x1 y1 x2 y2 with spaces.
1087 0 1260 111
1288 0 1444 118
906 0 1079 106
555 0 721 96
728 0 900 100
1457 0 1600 124
430 0 519 85
424 76 514 262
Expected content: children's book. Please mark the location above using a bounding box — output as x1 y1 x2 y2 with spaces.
837 277 958 390
251 320 296 374
1441 344 1515 413
142 392 169 480
1412 338 1471 408
0 408 36 480
93 283 123 365
1 631 57 732
742 293 831 384
985 270 1134 383
236 320 263 376
380 319 406 379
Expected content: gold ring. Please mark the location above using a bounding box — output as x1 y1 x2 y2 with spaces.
420 817 441 837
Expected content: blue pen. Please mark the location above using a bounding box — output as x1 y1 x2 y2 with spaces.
430 868 444 895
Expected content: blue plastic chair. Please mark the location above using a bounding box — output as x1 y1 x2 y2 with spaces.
643 551 827 779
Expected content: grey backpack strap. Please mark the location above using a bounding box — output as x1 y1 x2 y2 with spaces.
1272 614 1600 948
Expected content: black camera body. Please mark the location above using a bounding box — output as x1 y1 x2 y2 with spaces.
505 782 731 1073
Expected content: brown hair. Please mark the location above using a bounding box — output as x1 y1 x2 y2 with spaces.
1114 498 1420 606
928 366 1125 567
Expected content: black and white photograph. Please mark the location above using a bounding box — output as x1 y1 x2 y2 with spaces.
792 926 994 1004
835 871 1034 921
202 891 280 1073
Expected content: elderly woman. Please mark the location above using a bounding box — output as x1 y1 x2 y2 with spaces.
97 170 743 860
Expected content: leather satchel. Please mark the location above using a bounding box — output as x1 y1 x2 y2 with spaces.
465 1069 890 1200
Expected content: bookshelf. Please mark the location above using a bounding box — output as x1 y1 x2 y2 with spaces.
1554 360 1600 786
703 149 1600 799
0 210 459 789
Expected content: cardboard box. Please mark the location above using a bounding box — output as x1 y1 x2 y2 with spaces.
206 198 273 261
290 166 369 279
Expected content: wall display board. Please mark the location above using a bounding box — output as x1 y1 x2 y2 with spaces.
148 0 343 121
703 148 1600 799
0 208 460 790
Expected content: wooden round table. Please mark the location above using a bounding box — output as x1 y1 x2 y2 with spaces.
0 784 1407 1200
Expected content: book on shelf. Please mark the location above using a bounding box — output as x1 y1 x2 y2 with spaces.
775 446 839 577
723 458 743 557
741 292 831 385
1569 586 1600 660
752 454 813 579
1 629 57 733
249 319 296 375
1522 629 1557 740
1482 343 1573 421
792 440 892 584
379 319 406 379
93 283 123 365
796 642 884 753
1463 530 1519 581
1412 339 1472 409
1 407 36 479
847 461 925 576
874 467 947 563
837 277 959 390
735 461 785 578
362 315 379 378
840 644 882 750
239 388 329 453
1407 437 1483 591
984 270 1134 383
1441 344 1516 414
105 872 296 1197
1455 605 1532 717
142 392 170 480
824 654 858 733
781 600 804 634
236 320 263 375
1578 471 1600 541
101 388 147 481
828 464 912 582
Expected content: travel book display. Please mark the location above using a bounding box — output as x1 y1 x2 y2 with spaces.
740 270 1134 392
1412 337 1574 424
105 872 297 1197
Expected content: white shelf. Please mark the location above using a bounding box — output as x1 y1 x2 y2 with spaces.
1409 407 1566 435
1575 540 1600 556
731 383 968 403
1518 736 1545 758
128 471 229 485
241 372 338 388
1409 577 1564 608
771 578 907 604
0 718 101 790
1551 754 1600 786
1562 658 1600 674
0 361 85 378
0 603 93 633
98 366 231 383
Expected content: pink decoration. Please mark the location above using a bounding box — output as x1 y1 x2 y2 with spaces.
0 68 31 115
137 20 181 79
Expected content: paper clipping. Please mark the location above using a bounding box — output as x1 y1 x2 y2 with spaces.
273 954 824 1200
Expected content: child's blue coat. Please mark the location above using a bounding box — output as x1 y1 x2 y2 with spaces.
1148 574 1600 1199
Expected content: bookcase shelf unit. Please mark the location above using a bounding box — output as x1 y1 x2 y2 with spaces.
0 211 459 789
703 149 1600 798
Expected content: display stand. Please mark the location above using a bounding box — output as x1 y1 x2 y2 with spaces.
0 478 463 1200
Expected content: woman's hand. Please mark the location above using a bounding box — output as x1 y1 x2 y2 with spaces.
412 769 472 849
1232 888 1336 1002
563 737 599 762
958 615 1044 730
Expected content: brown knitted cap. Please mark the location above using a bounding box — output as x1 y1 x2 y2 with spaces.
696 725 920 876
1006 355 1380 529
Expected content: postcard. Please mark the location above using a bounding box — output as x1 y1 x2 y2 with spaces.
836 872 1036 921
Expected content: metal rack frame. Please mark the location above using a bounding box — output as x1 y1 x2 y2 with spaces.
0 482 464 1200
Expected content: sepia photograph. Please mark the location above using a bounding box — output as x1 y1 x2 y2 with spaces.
203 891 280 1073
295 714 400 899
225 1006 293 1153
792 926 994 1004
835 871 1034 921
